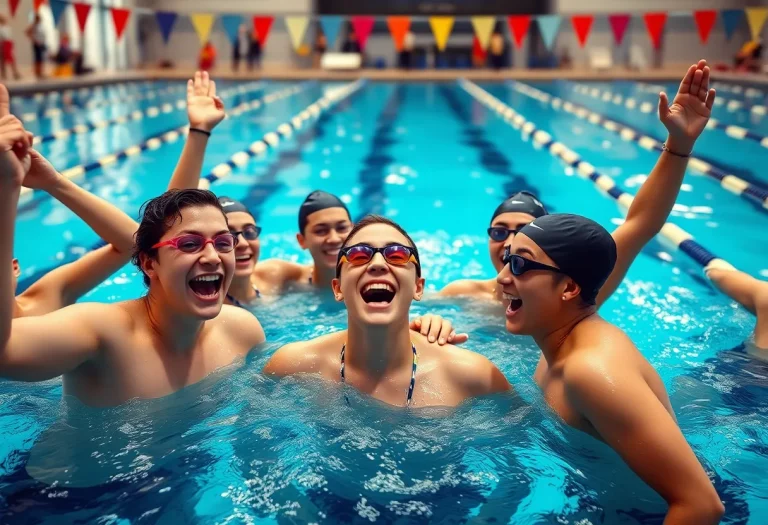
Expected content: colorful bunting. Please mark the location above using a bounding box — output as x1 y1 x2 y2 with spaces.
746 7 768 40
49 0 67 27
429 16 454 51
351 16 375 50
387 16 411 51
536 15 561 51
472 36 487 61
190 13 215 44
643 12 667 49
693 11 717 44
155 12 178 44
471 16 496 51
220 14 243 45
9 0 20 18
285 16 310 51
571 15 593 48
721 10 744 41
608 14 631 45
253 16 274 46
33 0 45 13
110 8 131 41
73 2 91 33
320 16 344 48
508 16 531 49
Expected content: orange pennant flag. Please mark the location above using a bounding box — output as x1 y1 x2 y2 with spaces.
387 17 411 52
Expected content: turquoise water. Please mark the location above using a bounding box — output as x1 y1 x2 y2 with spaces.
2 80 766 524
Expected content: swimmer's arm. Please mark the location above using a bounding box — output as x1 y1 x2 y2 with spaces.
450 350 512 398
253 259 306 292
0 303 102 382
167 71 225 191
565 358 724 524
262 342 319 377
706 268 768 316
224 305 266 350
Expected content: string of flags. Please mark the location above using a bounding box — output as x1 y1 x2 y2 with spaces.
6 2 768 53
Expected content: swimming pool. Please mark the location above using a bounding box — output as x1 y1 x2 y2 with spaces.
2 78 766 523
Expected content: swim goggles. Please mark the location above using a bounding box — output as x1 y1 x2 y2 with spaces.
503 246 562 276
336 243 420 277
230 225 262 241
487 226 521 242
152 233 236 254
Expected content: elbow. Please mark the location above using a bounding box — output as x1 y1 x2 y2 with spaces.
670 493 724 524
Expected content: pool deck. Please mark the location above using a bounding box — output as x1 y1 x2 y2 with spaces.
4 66 767 95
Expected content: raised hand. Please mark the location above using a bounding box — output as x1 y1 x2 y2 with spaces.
22 149 61 190
659 59 716 155
187 71 225 133
0 84 31 187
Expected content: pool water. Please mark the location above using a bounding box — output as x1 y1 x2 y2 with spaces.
2 79 767 524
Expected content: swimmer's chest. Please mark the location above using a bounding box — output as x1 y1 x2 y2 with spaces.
534 356 596 436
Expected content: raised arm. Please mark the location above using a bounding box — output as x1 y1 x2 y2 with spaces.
167 71 225 191
598 60 716 307
566 358 724 524
707 267 768 317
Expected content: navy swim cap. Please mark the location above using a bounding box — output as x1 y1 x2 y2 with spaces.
491 191 548 224
218 196 253 217
518 213 616 305
298 190 350 233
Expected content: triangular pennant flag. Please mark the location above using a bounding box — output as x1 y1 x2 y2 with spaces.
351 16 375 50
253 16 274 46
73 2 91 33
608 14 631 45
536 15 561 51
387 16 411 51
285 16 310 51
429 16 454 51
110 7 131 41
9 0 20 18
220 14 242 45
33 0 45 13
472 35 487 61
508 16 531 49
643 12 667 49
49 0 67 27
721 10 744 41
155 12 178 44
320 16 343 47
746 8 768 40
471 16 495 51
571 15 594 47
693 11 717 44
190 13 215 44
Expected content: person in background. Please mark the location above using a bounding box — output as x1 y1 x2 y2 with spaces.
313 28 327 69
471 36 487 68
399 29 414 69
559 48 573 69
233 24 249 73
342 29 361 54
199 41 216 71
0 15 20 80
489 30 505 70
735 38 763 73
248 32 262 71
25 13 45 80
51 34 73 77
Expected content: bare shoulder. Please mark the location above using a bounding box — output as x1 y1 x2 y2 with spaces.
438 278 495 299
263 331 344 377
213 305 266 351
254 259 306 280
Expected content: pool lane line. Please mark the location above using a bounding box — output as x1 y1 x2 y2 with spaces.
711 81 766 99
200 80 366 187
635 81 767 115
18 83 308 207
460 79 737 274
24 80 157 103
570 82 768 148
30 81 266 146
512 81 768 210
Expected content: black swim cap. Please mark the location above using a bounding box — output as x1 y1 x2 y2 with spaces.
491 191 548 224
298 190 350 233
218 196 253 217
518 213 616 305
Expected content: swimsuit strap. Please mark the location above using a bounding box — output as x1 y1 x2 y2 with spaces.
227 284 261 309
340 341 418 407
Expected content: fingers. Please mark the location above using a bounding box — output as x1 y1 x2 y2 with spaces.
0 84 9 118
698 66 710 103
193 71 202 95
689 68 703 96
449 332 469 345
201 71 210 95
187 79 193 100
209 79 217 98
658 92 669 120
409 317 422 330
419 314 431 337
214 96 224 111
705 88 716 110
429 316 447 344
678 64 696 94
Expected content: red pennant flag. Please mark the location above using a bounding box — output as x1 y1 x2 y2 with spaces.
387 17 411 51
608 14 631 45
253 17 274 46
472 36 487 62
508 16 531 49
571 15 594 47
643 12 667 49
693 10 717 44
33 0 45 12
351 16 375 50
9 0 20 18
73 2 92 33
110 8 131 41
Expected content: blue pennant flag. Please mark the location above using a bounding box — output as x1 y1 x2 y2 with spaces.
536 15 562 51
220 14 243 45
721 9 744 41
155 11 178 44
49 0 67 27
320 16 344 49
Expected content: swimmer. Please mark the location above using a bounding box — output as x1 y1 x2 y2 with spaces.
263 215 511 407
706 264 768 361
437 60 717 308
497 213 724 522
0 85 139 319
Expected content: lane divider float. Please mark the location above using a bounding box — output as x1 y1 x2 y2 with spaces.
25 80 157 103
518 82 768 209
460 78 736 274
712 81 766 99
633 81 767 115
200 80 366 188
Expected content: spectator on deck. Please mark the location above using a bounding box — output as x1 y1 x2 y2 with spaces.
248 33 262 70
400 29 414 69
233 24 249 73
0 15 20 80
51 34 73 77
489 31 505 70
313 28 327 68
342 30 361 54
26 14 46 79
735 39 763 73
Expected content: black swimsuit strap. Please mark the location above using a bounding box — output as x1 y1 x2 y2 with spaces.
340 342 418 407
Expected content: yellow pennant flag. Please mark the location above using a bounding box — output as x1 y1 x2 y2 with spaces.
191 13 215 44
746 7 768 40
471 16 496 51
285 16 310 51
429 16 454 51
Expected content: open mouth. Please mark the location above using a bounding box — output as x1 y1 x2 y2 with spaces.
503 292 523 317
323 247 340 258
189 274 223 300
361 282 396 305
235 254 253 267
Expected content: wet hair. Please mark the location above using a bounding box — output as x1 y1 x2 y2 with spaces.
132 189 226 286
337 215 421 278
